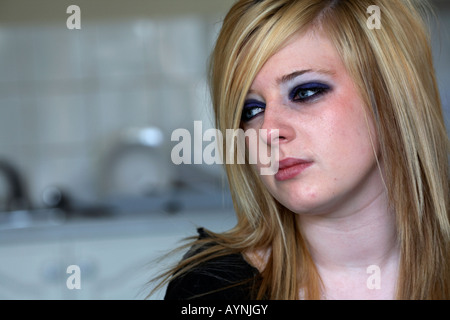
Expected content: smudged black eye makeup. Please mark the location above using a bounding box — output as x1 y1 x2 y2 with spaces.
241 99 266 123
241 82 331 123
289 82 331 102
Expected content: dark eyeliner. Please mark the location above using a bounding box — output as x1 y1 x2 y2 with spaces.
241 99 266 122
289 82 331 102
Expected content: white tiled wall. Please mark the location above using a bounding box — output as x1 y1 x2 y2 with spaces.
0 16 217 206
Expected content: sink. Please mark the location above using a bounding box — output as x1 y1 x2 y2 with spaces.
0 204 114 231
0 186 233 232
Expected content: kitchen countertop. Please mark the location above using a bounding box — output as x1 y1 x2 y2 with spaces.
0 207 237 245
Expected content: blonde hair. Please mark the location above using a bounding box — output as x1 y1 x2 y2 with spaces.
154 0 450 299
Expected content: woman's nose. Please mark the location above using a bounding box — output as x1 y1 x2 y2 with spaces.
259 103 295 146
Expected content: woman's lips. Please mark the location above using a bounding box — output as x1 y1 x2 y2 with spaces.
275 158 313 181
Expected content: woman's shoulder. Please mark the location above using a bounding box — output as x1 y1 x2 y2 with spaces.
164 228 260 300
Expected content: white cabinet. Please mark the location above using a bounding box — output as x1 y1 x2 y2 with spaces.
0 209 236 299
0 240 70 299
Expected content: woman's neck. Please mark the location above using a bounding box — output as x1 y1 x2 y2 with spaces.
297 189 400 299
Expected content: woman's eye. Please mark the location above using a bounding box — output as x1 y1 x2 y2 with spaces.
295 89 317 99
290 83 330 102
241 100 265 123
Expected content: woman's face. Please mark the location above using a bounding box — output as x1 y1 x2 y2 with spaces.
241 30 384 217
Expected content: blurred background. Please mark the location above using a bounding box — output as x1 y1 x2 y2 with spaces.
0 0 448 299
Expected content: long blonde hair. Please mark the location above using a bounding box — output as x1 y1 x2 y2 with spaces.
154 0 450 299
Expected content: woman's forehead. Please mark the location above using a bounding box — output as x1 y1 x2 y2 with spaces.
249 31 342 89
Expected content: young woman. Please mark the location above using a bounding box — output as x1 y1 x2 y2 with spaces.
155 0 450 300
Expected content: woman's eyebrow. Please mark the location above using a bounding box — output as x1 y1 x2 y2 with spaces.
276 68 336 85
247 68 336 95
